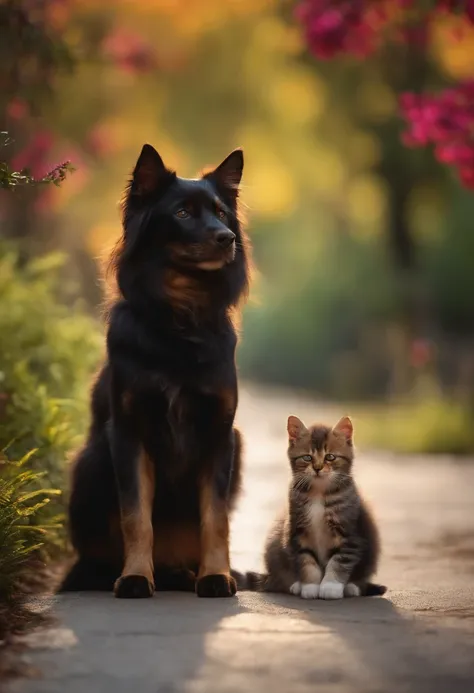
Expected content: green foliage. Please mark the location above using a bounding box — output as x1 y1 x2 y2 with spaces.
355 397 474 456
240 231 397 400
0 451 60 624
0 248 102 531
0 247 101 639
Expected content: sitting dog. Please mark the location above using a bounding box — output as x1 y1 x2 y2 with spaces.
60 144 250 598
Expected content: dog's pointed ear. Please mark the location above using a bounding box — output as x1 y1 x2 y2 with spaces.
131 144 170 196
205 149 243 195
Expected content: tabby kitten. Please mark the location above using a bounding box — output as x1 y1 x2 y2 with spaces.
262 415 385 599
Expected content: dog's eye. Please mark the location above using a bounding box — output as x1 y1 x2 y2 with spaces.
325 454 336 462
217 208 227 222
176 209 190 219
302 455 312 462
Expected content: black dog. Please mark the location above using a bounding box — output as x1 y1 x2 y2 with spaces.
60 145 250 598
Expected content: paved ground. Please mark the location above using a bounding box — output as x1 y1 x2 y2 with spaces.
9 383 474 693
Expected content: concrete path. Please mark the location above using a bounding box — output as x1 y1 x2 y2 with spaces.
9 384 474 693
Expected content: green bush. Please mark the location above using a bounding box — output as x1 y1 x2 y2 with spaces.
0 248 102 551
354 396 474 456
0 451 60 638
0 247 101 640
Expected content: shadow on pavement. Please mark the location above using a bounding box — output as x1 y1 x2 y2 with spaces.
261 592 474 693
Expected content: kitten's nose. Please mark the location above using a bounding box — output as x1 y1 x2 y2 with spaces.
215 229 235 248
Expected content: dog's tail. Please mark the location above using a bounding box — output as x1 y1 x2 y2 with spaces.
362 582 387 597
59 558 119 592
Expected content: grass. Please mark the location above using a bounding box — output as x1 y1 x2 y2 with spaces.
0 450 62 642
354 396 474 456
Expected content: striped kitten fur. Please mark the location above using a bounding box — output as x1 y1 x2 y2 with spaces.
244 415 385 599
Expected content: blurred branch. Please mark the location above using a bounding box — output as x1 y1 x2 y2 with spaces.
0 131 74 190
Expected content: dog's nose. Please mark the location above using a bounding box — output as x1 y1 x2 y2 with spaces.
215 229 235 248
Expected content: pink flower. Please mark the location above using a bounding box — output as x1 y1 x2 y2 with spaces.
400 82 474 190
12 131 55 178
86 124 115 157
297 2 474 192
6 98 28 121
102 29 156 74
410 339 432 369
459 167 474 188
466 0 474 23
295 0 370 59
436 142 474 165
306 9 348 58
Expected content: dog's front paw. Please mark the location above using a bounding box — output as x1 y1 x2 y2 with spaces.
114 574 154 599
196 574 237 598
300 583 320 599
319 580 344 600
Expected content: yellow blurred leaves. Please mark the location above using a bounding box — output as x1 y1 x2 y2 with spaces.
356 81 397 120
347 175 387 235
407 184 444 242
349 133 381 170
101 0 274 38
244 155 296 219
251 15 303 55
269 71 326 127
310 145 345 195
59 0 402 255
86 223 120 259
431 15 474 79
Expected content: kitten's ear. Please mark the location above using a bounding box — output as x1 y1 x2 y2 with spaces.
131 144 170 196
205 148 243 194
333 416 353 442
287 415 307 443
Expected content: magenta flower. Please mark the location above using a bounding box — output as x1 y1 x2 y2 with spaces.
401 81 474 189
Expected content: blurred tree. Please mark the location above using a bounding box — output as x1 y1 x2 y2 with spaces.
295 1 474 188
290 0 474 396
0 0 75 262
3 0 474 410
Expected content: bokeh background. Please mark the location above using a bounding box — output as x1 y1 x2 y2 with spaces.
3 0 474 479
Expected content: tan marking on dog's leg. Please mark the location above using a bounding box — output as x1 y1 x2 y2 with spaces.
198 479 230 579
120 449 155 585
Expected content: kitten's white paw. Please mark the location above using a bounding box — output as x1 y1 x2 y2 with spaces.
319 580 344 600
289 581 302 596
344 582 361 598
300 583 320 599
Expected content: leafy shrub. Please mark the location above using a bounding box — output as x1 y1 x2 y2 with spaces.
0 451 60 639
0 247 101 645
0 249 102 488
0 248 102 560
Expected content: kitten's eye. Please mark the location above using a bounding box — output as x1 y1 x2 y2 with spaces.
325 454 336 462
217 208 227 222
176 208 190 219
302 455 312 462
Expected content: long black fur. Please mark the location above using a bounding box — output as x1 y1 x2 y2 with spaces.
61 145 250 596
